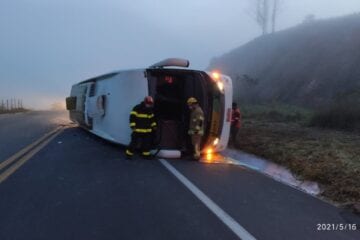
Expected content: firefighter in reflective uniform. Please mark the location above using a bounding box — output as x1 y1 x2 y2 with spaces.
126 96 157 159
187 97 204 160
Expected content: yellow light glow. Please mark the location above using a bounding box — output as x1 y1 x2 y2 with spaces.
217 81 224 91
205 153 213 162
212 71 220 80
213 138 219 146
206 148 213 155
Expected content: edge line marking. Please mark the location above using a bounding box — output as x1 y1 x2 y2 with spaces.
159 159 256 240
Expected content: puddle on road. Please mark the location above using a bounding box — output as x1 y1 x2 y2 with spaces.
200 148 321 196
199 153 236 165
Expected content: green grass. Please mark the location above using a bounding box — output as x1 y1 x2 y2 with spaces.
240 103 313 124
308 105 360 132
236 104 360 205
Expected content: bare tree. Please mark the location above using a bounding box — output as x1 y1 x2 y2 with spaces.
271 0 281 33
256 0 270 35
249 0 283 35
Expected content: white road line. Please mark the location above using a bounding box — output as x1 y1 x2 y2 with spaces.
159 159 257 240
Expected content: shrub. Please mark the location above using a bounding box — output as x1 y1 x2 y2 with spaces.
309 105 360 132
240 103 312 123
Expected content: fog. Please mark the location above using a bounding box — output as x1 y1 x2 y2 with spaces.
0 0 359 109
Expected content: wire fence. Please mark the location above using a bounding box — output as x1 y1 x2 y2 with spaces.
0 98 26 113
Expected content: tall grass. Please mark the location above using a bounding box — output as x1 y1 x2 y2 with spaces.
240 103 313 124
240 102 360 133
309 107 360 132
308 92 360 133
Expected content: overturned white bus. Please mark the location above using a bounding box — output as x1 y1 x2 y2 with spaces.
66 58 232 158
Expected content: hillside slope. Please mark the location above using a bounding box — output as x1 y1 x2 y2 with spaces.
209 14 360 107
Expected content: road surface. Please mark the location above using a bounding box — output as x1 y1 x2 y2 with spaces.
0 111 359 240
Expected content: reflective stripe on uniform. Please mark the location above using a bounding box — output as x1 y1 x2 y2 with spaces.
130 122 136 127
142 151 151 156
126 150 134 155
134 128 152 133
136 113 150 118
151 122 157 127
130 111 153 119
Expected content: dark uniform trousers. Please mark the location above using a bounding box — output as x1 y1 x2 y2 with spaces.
127 132 152 157
126 102 156 158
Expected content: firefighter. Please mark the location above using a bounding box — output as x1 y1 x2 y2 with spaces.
126 96 157 159
187 97 204 160
230 102 241 147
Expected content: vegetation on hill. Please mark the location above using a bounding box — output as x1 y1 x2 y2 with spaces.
209 13 360 109
210 14 360 209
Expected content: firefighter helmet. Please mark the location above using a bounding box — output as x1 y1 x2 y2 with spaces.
144 96 154 105
187 97 198 105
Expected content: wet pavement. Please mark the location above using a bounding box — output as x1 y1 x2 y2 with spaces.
222 148 321 196
197 148 320 196
0 112 359 240
0 110 70 162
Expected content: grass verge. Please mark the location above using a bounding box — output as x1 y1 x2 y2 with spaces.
236 104 360 209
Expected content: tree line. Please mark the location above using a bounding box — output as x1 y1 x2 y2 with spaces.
0 98 25 113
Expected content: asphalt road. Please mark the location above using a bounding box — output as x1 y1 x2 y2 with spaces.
0 111 359 240
0 111 70 162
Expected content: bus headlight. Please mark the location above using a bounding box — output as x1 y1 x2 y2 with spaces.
216 81 224 92
212 72 220 80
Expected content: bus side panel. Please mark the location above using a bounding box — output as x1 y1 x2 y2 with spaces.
91 70 148 145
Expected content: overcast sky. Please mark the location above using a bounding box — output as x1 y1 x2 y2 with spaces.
1 0 360 109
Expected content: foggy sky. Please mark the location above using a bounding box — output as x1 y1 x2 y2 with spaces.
1 0 359 109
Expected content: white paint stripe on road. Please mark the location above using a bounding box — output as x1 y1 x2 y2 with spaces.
159 159 257 240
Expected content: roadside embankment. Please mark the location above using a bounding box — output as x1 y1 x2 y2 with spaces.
236 104 360 212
